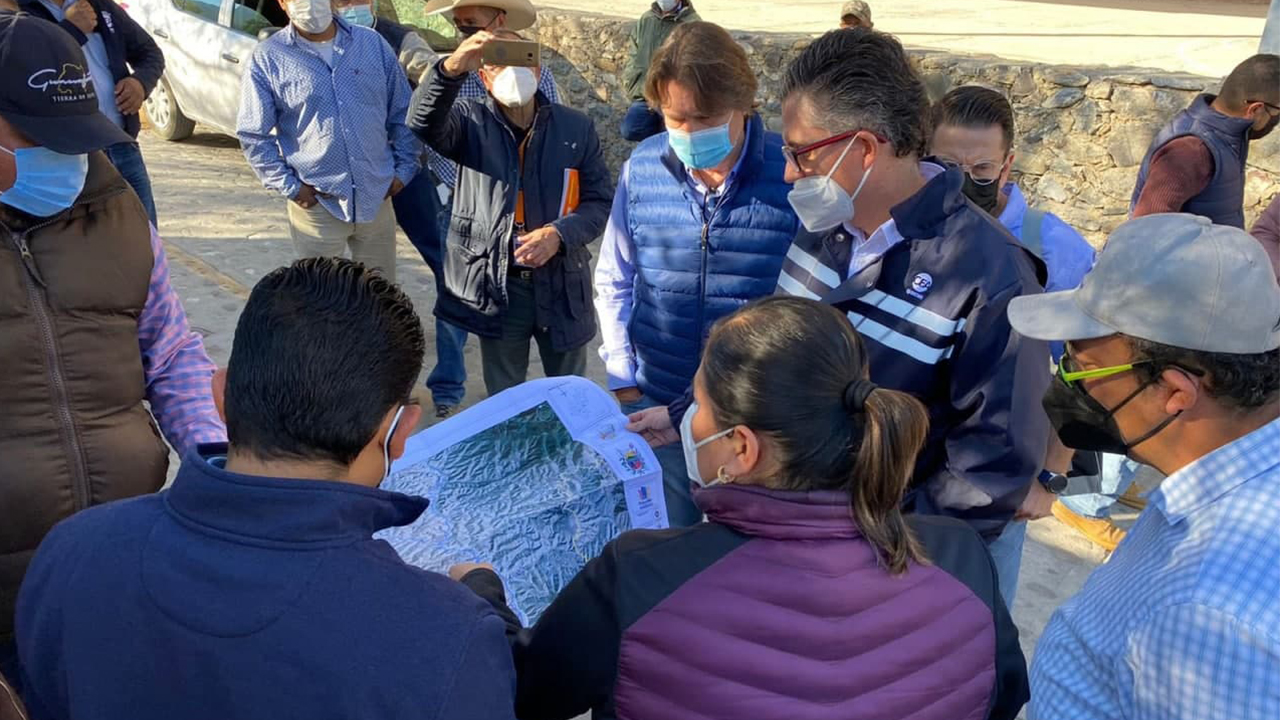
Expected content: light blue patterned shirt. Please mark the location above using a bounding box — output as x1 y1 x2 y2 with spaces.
1030 417 1280 720
426 66 559 190
998 183 1097 362
237 18 420 223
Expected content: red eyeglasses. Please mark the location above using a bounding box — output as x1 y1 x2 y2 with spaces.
781 129 887 170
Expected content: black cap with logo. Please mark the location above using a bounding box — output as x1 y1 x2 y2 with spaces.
0 11 134 154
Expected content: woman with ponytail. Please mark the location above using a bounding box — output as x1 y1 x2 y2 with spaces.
456 296 1029 720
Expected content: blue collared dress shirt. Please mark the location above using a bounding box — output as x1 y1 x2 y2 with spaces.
237 18 420 224
1031 418 1280 720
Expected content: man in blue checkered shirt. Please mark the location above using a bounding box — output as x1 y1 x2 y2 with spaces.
1007 213 1280 720
237 2 420 283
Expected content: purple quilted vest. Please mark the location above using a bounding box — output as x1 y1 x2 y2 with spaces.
613 486 998 720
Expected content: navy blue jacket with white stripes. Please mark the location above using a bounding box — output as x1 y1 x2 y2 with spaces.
779 166 1051 540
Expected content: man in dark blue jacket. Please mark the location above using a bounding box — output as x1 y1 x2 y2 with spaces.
15 258 518 720
407 29 612 396
19 0 164 225
628 30 1049 580
773 29 1049 607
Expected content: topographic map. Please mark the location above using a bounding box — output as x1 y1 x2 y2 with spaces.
379 378 667 624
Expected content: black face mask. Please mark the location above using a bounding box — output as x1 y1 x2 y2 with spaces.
1250 113 1280 141
962 174 1001 214
1042 375 1180 455
456 24 486 36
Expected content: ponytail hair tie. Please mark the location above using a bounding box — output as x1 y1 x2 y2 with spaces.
842 378 878 413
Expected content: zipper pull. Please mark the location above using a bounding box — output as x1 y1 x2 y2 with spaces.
14 233 47 288
700 222 709 251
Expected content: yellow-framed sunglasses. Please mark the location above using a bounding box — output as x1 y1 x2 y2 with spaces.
1057 347 1151 386
1057 345 1206 389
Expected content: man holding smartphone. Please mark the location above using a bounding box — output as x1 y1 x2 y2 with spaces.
415 0 562 418
407 29 613 396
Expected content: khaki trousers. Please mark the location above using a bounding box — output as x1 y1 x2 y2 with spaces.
287 198 398 281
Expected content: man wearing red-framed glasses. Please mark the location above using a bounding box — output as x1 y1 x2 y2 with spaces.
772 28 1051 612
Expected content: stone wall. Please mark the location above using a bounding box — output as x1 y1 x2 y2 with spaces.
530 10 1279 244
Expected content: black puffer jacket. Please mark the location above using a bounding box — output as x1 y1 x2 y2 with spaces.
407 61 613 351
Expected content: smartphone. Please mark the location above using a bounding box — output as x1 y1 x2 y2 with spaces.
482 39 541 68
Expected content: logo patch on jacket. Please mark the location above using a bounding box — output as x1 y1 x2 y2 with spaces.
907 272 933 300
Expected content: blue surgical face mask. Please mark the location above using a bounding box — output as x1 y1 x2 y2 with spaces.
668 121 735 170
0 144 89 218
338 3 375 27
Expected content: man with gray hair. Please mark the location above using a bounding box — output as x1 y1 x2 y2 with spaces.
1015 213 1280 719
773 28 1049 609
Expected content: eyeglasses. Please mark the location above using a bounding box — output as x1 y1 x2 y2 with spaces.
1058 354 1149 386
1058 347 1204 388
938 158 1007 186
781 129 886 171
454 10 504 31
1247 99 1280 116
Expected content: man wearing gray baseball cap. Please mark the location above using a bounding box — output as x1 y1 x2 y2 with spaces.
1014 213 1280 720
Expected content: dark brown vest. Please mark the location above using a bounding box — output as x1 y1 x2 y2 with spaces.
0 152 165 642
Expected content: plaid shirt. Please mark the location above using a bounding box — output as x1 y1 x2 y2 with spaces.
426 66 559 190
141 226 227 454
1030 417 1280 720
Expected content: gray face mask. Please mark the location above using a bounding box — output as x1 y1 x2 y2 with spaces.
679 401 733 488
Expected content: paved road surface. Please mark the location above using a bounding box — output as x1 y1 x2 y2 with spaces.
540 0 1272 77
142 127 1109 692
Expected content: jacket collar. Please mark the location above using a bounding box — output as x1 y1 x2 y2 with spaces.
820 160 957 307
482 89 551 130
694 484 863 541
164 444 428 548
1185 93 1256 142
889 160 968 241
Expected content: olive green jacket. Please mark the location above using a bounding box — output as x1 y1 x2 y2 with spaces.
623 2 701 101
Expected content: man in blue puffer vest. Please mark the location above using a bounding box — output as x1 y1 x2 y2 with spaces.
595 21 798 526
1130 54 1279 228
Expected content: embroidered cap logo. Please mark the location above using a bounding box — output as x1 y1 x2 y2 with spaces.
27 64 96 104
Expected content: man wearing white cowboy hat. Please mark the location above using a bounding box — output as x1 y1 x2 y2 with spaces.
414 0 563 420
424 0 537 35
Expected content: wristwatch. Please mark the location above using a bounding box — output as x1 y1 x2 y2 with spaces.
1038 469 1069 494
